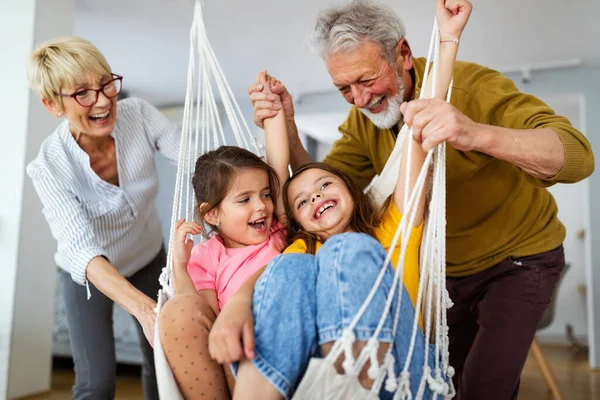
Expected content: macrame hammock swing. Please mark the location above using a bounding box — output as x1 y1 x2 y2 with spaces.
154 1 455 399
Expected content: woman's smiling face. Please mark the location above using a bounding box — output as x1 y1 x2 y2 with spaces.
286 167 355 240
52 73 119 139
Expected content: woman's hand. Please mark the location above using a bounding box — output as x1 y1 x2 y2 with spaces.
173 218 202 268
208 295 256 364
86 256 159 345
135 298 158 345
436 0 472 40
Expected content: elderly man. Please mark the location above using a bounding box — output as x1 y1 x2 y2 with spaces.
249 1 594 399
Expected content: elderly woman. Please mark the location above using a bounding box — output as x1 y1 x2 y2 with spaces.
26 36 179 399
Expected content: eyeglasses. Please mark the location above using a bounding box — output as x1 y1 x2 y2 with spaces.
57 74 123 107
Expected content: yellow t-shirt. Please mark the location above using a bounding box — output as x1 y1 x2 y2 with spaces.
284 202 423 308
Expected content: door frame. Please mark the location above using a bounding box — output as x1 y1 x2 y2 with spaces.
544 93 595 367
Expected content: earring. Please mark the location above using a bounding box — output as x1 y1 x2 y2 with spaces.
57 112 62 117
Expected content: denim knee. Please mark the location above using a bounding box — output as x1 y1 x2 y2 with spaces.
253 253 317 324
317 232 388 279
248 253 320 398
314 233 398 344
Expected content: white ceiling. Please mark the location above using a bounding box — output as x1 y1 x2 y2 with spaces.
75 0 599 107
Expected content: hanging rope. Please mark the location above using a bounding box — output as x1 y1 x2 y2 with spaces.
156 2 453 399
157 0 264 299
315 16 454 399
154 3 264 397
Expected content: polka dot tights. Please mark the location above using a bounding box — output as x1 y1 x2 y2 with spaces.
159 294 234 399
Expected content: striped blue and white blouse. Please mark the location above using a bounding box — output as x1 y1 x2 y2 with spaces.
27 97 180 286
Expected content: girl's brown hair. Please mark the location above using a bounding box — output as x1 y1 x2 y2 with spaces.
282 162 389 254
192 146 280 239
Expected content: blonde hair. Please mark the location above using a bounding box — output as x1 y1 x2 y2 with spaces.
27 36 112 108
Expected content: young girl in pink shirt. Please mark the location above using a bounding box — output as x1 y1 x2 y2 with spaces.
160 75 289 398
173 145 287 311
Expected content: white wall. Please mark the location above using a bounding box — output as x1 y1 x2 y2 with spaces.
0 2 34 395
505 67 600 367
0 1 75 398
533 95 590 344
73 0 600 106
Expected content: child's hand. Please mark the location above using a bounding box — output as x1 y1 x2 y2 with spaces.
173 218 202 268
249 71 295 129
436 0 472 41
208 295 255 363
257 70 282 107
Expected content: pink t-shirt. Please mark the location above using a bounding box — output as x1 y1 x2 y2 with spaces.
187 221 286 310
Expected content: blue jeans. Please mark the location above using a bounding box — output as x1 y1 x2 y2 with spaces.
246 233 434 399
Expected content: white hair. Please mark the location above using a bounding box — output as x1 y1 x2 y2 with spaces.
358 71 405 128
311 0 406 64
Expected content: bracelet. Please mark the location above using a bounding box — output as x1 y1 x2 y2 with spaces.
440 38 460 44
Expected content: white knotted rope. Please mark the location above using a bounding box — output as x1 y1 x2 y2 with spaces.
156 2 453 399
157 0 264 304
323 17 454 399
155 3 265 399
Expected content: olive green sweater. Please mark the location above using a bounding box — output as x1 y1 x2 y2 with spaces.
323 57 594 277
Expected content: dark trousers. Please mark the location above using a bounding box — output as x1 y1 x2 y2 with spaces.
446 246 565 400
60 247 165 400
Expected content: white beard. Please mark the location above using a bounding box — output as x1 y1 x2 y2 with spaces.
358 75 405 129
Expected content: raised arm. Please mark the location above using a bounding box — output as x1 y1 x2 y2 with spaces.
171 218 221 316
249 77 312 172
404 5 593 182
394 0 472 226
259 71 290 223
172 219 203 295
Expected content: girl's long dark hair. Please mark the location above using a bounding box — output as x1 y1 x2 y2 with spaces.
192 145 279 239
282 162 389 254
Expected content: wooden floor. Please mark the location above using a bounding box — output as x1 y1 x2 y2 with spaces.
519 345 598 400
22 344 600 399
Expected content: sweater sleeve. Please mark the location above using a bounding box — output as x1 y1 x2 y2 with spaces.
27 167 106 285
322 108 378 191
468 70 594 186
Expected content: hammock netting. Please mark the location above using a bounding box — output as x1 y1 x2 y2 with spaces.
154 1 455 399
